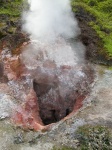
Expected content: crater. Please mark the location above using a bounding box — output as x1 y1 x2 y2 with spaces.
0 38 95 130
33 65 94 125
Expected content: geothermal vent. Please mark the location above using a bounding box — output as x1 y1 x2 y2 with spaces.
20 0 95 126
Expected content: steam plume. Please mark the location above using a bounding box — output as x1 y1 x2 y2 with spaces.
23 0 80 42
22 0 84 68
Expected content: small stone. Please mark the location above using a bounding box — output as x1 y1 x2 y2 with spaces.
74 139 79 143
14 134 24 144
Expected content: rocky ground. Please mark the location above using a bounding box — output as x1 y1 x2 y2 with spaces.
0 65 112 150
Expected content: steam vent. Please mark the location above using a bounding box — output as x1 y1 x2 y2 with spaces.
0 36 94 131
0 0 95 131
33 64 94 125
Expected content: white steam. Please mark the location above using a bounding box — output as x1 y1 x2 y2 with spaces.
23 0 80 41
21 39 78 69
22 0 84 69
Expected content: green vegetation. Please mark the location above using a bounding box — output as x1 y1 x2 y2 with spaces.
76 125 112 150
72 0 112 58
0 0 23 16
0 0 25 37
52 125 112 150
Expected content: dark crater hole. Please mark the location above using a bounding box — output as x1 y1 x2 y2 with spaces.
33 63 94 125
33 81 75 125
33 68 93 126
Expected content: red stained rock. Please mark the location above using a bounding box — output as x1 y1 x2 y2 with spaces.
73 95 86 112
0 38 94 131
0 43 45 130
7 56 94 129
4 56 24 80
12 89 44 131
33 64 94 125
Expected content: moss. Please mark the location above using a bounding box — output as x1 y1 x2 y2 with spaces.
0 31 7 39
0 0 24 39
71 0 112 59
0 22 7 28
52 125 112 150
7 27 16 34
108 66 112 70
76 125 112 150
0 0 24 17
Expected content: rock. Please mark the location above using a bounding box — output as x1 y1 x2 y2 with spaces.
0 93 15 119
33 64 94 125
0 33 29 55
12 89 44 131
0 36 95 130
13 134 24 144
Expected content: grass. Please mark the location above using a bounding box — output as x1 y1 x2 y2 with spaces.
71 0 112 58
0 0 24 17
52 125 112 150
76 125 112 150
0 0 25 36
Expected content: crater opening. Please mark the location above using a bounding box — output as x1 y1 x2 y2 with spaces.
33 65 94 125
33 80 75 125
33 81 70 125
